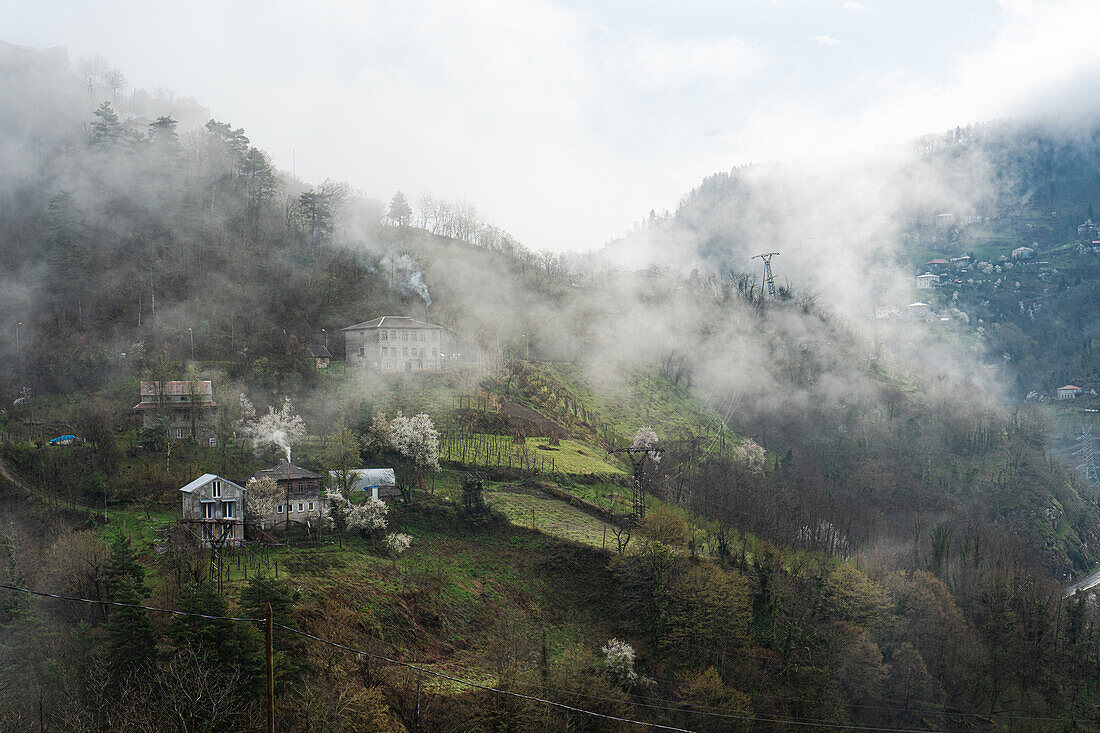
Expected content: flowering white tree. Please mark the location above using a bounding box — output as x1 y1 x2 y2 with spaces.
252 397 306 461
244 476 281 528
734 438 766 474
631 426 660 464
390 413 440 470
345 498 389 536
384 532 412 557
390 413 440 496
601 638 638 686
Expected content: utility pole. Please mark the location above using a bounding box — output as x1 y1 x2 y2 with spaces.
751 252 780 298
266 603 275 733
188 327 195 361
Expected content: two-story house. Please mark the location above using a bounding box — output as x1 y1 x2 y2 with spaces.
250 461 329 528
134 380 218 444
179 473 245 546
342 316 445 374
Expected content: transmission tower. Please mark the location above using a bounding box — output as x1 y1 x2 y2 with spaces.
751 252 780 298
1075 426 1100 488
609 446 665 523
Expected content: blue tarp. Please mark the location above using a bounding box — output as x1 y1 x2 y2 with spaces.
49 435 76 445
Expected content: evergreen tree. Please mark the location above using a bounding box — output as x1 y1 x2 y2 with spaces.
388 191 412 227
240 577 310 685
90 101 123 147
104 535 156 675
166 581 263 697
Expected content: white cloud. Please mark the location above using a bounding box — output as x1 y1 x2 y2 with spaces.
810 34 842 46
843 1 865 11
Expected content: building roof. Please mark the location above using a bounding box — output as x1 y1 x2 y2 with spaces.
140 380 213 397
308 344 332 358
252 461 323 482
907 302 930 308
917 273 939 278
333 468 396 492
1059 385 1083 391
342 316 444 331
925 259 948 265
179 473 246 494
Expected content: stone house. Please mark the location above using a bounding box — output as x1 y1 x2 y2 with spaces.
250 461 329 528
179 473 245 546
343 316 445 374
134 380 218 444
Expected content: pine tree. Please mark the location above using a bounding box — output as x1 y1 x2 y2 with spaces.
90 101 123 147
167 581 263 697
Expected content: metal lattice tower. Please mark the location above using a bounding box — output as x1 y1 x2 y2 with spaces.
610 446 665 524
1075 426 1100 488
752 252 780 298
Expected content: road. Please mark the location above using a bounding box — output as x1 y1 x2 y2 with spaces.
1065 567 1100 598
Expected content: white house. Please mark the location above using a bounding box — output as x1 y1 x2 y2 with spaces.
875 305 900 319
916 273 939 290
1012 246 1035 260
1057 385 1084 400
179 474 246 546
333 468 400 502
906 302 933 320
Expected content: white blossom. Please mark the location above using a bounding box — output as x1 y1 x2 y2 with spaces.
346 498 389 534
389 413 441 471
601 638 638 685
385 532 412 556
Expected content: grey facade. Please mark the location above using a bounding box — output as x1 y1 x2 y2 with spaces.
179 473 245 546
343 316 444 374
251 461 330 528
134 380 218 444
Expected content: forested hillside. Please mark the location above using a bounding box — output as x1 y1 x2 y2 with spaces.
5 42 1100 731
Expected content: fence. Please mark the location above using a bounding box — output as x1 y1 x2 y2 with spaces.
439 430 557 474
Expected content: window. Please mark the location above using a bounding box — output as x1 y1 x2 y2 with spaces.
211 480 221 498
380 331 388 341
403 347 408 356
209 437 217 447
202 524 213 540
201 502 213 519
402 331 408 341
297 481 304 492
222 501 234 519
298 503 304 512
277 505 283 513
175 427 184 439
358 347 365 355
308 501 314 511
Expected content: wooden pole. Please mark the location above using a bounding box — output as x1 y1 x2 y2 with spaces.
266 603 275 733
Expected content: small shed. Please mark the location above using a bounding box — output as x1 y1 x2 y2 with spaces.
308 344 332 369
1057 385 1084 400
336 468 400 502
1012 246 1035 260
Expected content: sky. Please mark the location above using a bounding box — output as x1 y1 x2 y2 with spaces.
6 0 1100 252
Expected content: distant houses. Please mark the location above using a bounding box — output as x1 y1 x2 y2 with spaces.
134 380 218 444
1057 385 1084 400
343 316 446 374
1012 246 1035 260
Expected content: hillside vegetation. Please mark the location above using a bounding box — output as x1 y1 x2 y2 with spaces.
4 44 1100 731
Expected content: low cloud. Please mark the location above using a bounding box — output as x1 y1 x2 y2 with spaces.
810 35 843 46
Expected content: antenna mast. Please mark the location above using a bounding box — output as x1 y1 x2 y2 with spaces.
751 252 780 298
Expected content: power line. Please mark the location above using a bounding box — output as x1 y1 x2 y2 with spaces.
0 582 261 622
1 581 692 731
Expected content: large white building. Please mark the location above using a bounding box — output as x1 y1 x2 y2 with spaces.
343 316 445 374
